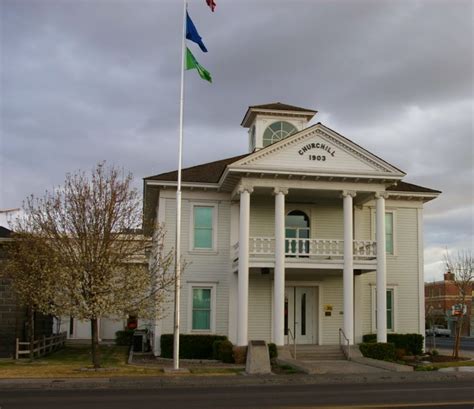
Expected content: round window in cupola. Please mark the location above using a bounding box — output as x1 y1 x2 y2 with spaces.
262 121 297 147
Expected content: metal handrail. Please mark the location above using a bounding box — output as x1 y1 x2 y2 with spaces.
287 328 296 359
338 328 351 361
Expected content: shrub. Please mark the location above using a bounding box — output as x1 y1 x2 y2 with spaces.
361 333 423 356
115 329 134 346
219 340 234 363
359 342 397 362
431 349 439 356
268 343 278 359
212 339 234 363
160 334 227 359
232 346 248 364
212 340 224 360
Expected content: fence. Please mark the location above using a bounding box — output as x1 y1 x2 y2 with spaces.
15 332 67 359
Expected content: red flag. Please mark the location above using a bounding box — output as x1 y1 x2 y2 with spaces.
206 0 216 12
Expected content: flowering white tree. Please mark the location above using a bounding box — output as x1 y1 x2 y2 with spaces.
7 163 175 368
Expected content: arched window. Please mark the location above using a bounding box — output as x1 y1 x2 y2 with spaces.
285 210 310 256
262 121 297 147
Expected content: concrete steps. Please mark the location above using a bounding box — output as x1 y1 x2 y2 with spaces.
292 345 346 361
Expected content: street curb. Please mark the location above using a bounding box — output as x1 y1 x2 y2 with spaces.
0 371 473 391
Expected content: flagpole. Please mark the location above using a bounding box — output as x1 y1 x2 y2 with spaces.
173 0 187 371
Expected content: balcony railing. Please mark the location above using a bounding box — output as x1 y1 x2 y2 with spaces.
232 237 376 261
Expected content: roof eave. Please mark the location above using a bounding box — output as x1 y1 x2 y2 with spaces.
241 108 317 128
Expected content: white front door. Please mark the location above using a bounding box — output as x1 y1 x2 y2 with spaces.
285 287 315 344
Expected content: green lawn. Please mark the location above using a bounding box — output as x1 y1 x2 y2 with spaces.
0 345 241 378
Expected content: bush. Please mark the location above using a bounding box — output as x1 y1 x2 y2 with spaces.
212 339 234 363
115 329 134 346
232 346 248 364
160 334 227 359
359 342 397 362
362 333 423 356
212 340 224 360
219 340 234 363
268 343 278 359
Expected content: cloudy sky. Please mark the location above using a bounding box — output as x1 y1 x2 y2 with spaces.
1 0 472 280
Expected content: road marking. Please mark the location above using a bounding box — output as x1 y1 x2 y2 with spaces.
283 401 474 409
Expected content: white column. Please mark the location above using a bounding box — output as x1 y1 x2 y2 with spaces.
376 192 388 343
342 190 356 345
237 186 252 346
273 187 288 346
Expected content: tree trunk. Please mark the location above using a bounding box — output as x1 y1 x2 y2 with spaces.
90 318 101 369
28 306 35 361
454 318 463 359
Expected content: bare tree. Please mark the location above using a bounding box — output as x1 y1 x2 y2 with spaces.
7 162 175 368
444 250 473 359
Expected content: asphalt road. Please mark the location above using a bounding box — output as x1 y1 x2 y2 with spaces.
426 337 474 351
1 381 474 409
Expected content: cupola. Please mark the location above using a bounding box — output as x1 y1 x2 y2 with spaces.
241 102 317 152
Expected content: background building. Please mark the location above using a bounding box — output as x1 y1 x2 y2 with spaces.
425 272 473 336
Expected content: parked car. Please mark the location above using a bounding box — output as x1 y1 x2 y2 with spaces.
426 325 451 337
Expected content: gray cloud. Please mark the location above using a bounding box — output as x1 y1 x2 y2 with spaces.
1 0 472 281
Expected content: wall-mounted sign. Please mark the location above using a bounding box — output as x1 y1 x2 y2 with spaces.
298 142 336 162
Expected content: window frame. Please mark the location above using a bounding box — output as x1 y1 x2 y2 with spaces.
262 121 297 147
189 203 218 253
371 208 397 256
187 283 217 334
371 285 397 333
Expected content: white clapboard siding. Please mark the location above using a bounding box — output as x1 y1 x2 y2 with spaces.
249 198 344 240
358 204 422 337
320 276 344 345
159 196 232 336
248 275 272 341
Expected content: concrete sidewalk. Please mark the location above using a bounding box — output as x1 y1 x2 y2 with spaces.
0 370 473 391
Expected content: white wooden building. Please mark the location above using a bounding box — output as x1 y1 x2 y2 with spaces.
144 103 440 354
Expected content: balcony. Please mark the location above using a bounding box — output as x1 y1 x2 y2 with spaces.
231 237 377 270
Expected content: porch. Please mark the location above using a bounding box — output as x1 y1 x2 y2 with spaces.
231 237 377 271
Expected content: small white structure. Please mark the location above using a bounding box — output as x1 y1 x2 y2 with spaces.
143 103 440 354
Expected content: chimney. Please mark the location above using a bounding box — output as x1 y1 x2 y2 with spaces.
444 271 455 281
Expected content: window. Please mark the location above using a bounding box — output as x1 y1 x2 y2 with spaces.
192 205 216 250
188 283 216 333
371 210 396 255
372 287 396 332
262 121 297 147
192 288 211 330
285 210 310 256
385 213 394 254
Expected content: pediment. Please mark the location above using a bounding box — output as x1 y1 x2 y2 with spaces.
230 124 405 178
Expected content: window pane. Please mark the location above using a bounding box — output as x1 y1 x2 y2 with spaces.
386 234 394 254
194 229 212 249
192 310 210 330
301 293 306 336
386 290 393 330
195 207 212 228
193 288 211 308
385 213 394 254
385 213 393 234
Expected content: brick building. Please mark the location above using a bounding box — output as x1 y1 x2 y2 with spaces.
0 226 53 358
425 272 473 337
